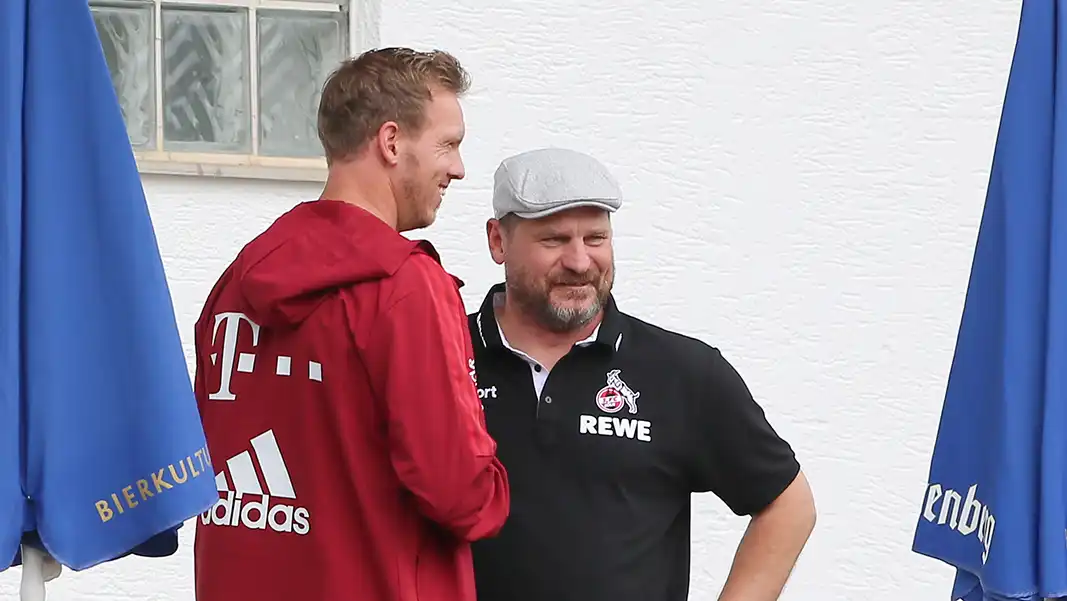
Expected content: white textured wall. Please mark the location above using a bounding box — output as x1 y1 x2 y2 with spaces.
0 1 1026 599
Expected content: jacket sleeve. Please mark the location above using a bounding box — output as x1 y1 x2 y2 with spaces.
362 254 510 541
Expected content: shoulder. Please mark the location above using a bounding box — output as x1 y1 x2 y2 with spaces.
616 311 751 400
374 243 461 314
394 246 444 279
388 243 453 289
618 311 723 370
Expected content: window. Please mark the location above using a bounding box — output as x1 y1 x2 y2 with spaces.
89 0 358 181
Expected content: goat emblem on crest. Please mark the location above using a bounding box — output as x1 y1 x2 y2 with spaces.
595 369 640 415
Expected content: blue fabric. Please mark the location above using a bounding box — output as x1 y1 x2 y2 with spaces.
911 1 1067 599
0 0 218 572
1 0 28 576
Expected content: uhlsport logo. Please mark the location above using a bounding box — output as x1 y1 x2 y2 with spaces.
581 369 651 442
202 429 310 535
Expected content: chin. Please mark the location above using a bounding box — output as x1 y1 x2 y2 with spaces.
423 208 439 227
399 216 433 232
552 298 593 314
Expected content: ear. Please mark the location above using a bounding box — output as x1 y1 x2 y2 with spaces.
486 219 506 265
375 121 401 166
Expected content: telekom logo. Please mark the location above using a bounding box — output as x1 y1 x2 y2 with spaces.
209 312 261 401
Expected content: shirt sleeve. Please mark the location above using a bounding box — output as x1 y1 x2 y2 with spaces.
362 254 510 542
688 348 800 516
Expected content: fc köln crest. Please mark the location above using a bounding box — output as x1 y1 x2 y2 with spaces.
595 369 640 414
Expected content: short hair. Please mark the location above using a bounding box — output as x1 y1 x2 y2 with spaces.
498 213 520 235
316 47 470 163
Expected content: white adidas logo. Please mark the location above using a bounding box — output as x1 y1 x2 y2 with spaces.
201 429 311 535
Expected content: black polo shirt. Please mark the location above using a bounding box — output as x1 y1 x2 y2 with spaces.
467 283 801 601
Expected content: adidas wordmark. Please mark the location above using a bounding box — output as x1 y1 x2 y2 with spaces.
201 429 311 535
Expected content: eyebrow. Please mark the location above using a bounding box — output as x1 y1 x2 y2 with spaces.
537 228 609 238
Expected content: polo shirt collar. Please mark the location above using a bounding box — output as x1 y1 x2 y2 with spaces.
473 282 626 353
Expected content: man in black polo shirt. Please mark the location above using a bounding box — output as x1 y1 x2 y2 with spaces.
467 148 816 601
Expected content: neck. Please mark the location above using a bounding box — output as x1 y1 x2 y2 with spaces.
495 292 603 369
320 161 397 229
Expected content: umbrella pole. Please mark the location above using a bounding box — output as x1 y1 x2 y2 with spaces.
19 544 46 601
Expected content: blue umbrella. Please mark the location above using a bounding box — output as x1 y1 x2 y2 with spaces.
1 0 220 598
911 1 1067 599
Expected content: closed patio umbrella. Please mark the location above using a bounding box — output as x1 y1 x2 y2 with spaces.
2 0 220 598
912 1 1067 599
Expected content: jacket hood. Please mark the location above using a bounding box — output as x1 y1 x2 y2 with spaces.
232 199 427 327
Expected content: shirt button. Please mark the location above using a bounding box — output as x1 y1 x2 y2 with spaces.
544 396 552 404
534 364 542 372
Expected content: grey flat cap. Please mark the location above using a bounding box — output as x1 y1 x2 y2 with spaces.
492 148 623 220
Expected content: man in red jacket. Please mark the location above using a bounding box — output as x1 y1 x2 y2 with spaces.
191 47 510 601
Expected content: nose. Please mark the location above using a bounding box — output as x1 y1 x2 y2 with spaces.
560 241 592 274
450 152 466 181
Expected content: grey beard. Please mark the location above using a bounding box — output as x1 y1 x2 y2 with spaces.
505 280 605 334
531 297 602 333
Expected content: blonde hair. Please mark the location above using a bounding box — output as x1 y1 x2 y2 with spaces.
316 47 470 163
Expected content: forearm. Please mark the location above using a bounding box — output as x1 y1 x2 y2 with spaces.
717 472 816 601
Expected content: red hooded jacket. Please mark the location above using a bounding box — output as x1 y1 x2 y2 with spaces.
192 199 509 601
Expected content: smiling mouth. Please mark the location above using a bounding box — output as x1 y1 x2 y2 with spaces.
554 283 593 293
